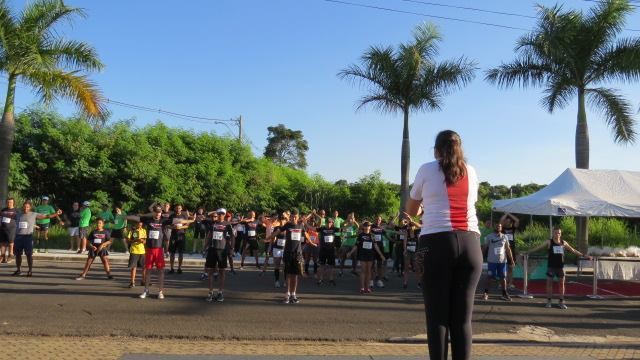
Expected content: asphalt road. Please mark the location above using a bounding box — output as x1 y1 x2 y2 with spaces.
0 260 638 341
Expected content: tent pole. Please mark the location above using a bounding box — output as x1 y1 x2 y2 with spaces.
549 216 552 238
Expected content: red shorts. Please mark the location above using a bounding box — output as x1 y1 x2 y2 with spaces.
145 248 165 270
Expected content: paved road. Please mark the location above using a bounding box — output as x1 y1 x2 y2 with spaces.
1 260 639 341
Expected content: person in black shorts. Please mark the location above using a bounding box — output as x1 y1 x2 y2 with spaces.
168 205 195 274
0 198 17 263
348 221 385 294
316 218 338 286
192 207 207 254
204 208 235 302
371 215 388 288
75 218 114 280
240 210 262 269
500 212 519 289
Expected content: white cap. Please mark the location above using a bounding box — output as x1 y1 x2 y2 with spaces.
42 196 49 201
216 208 226 215
82 201 90 206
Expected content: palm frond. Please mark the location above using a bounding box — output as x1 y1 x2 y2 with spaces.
411 22 441 59
584 0 633 51
540 77 576 113
586 87 637 143
356 93 403 113
485 56 551 89
589 37 640 84
25 69 108 120
18 0 84 36
0 0 16 51
41 39 103 71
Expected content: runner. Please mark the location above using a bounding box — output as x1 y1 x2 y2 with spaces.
225 211 237 274
500 212 519 289
110 205 128 253
240 210 262 270
302 216 320 279
482 222 513 301
269 209 311 304
331 210 344 255
394 218 409 277
313 209 327 227
316 217 338 286
233 212 245 258
371 215 389 288
192 207 207 254
34 196 59 253
148 202 173 257
63 202 81 252
75 218 114 280
347 221 385 294
168 204 195 274
204 208 235 303
0 198 17 263
402 214 423 289
128 206 172 300
13 201 62 276
126 220 147 288
77 201 92 254
267 211 288 287
338 213 359 277
98 204 115 230
523 227 591 309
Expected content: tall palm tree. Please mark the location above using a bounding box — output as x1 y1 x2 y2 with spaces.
485 0 640 251
339 23 476 213
0 0 106 204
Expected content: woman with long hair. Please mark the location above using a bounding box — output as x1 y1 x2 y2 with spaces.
406 130 481 360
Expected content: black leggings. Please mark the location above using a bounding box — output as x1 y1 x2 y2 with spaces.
420 231 482 360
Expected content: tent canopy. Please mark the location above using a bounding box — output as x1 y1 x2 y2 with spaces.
492 168 640 217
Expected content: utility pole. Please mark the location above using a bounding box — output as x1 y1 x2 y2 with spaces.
238 115 243 143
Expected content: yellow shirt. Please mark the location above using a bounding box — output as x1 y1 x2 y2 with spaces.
128 228 146 255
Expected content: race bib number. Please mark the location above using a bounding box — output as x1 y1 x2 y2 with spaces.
148 230 160 240
553 246 564 255
407 245 416 252
400 234 406 240
505 234 514 242
213 231 224 240
363 241 372 250
290 231 301 241
93 237 103 244
18 221 28 229
237 225 245 232
494 247 504 256
324 235 334 243
2 217 10 223
277 238 286 247
374 234 382 242
248 230 256 237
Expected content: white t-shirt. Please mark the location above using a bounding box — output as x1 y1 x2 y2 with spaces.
410 161 479 235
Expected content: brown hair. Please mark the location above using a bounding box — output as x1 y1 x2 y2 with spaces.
434 130 466 185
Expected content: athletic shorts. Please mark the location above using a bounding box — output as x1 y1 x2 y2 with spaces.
284 256 303 275
145 248 165 270
13 234 33 256
357 252 374 262
169 233 186 254
205 248 228 269
79 227 89 239
194 224 207 239
68 227 79 237
36 223 50 231
302 243 319 257
111 229 124 239
487 262 508 279
245 239 258 252
88 247 109 259
546 266 565 279
318 247 336 266
0 227 15 244
272 247 284 259
128 253 145 268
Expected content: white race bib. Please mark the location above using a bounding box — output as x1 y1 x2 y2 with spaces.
363 241 372 250
505 234 514 242
290 231 301 241
407 245 416 252
494 247 504 256
248 230 256 237
149 230 160 240
2 217 11 224
553 246 564 255
324 235 334 243
93 237 103 244
400 234 406 240
213 231 224 240
277 238 286 247
374 234 382 242
237 225 245 232
18 221 28 229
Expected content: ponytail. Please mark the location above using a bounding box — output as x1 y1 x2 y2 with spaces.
434 130 466 185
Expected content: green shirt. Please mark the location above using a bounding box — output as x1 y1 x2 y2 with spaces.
333 217 344 236
112 212 127 230
342 223 358 246
35 205 55 225
79 208 92 228
99 210 115 224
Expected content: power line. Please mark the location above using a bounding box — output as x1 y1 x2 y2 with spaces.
322 0 532 31
397 0 536 19
105 99 237 124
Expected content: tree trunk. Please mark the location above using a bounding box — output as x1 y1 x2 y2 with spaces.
575 88 589 253
399 107 410 214
0 74 17 206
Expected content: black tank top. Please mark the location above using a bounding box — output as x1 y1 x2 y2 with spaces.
547 240 565 268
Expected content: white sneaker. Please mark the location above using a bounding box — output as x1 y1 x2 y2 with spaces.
157 291 165 300
139 289 149 299
376 280 384 288
206 291 214 302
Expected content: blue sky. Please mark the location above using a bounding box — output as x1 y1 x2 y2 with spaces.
5 0 640 186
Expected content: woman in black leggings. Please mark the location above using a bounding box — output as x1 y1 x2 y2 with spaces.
406 130 482 360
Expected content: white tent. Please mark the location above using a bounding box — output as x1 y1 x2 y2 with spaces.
492 168 640 217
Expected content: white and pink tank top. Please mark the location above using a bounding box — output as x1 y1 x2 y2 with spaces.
410 161 479 235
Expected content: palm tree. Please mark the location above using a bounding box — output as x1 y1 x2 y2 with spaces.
0 0 106 204
339 23 476 214
485 0 640 251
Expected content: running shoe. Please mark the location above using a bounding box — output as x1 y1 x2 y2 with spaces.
75 275 85 281
376 280 384 288
76 249 83 254
139 289 149 299
0 258 6 264
128 283 135 288
107 274 114 280
168 269 175 274
544 301 552 308
216 293 224 302
200 273 208 281
557 302 568 310
206 292 214 302
360 288 366 294
482 292 489 301
284 296 291 304
290 296 300 304
501 294 512 302
177 268 182 274
366 287 373 294
157 291 165 300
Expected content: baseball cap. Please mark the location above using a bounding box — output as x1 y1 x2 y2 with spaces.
82 201 90 206
216 208 227 215
42 196 49 201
